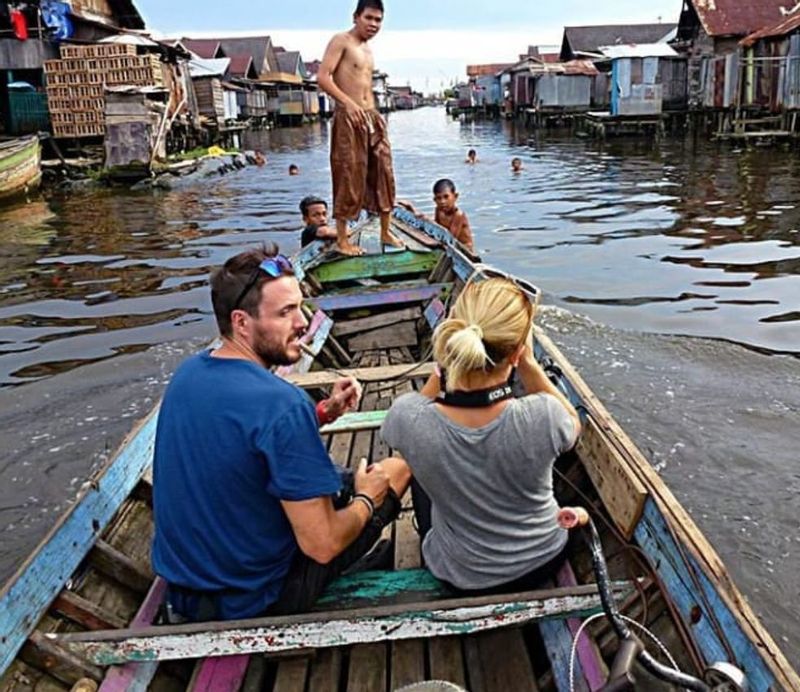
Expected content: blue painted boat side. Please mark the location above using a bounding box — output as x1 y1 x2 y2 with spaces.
0 408 159 675
635 498 775 691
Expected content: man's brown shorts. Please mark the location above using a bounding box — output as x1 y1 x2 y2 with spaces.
331 109 396 220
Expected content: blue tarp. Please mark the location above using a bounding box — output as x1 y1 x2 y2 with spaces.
40 0 74 40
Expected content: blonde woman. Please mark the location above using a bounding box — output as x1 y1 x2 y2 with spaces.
381 278 581 594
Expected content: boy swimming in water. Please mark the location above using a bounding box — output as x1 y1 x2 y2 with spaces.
399 178 474 252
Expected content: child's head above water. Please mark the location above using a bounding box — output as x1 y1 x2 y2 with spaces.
433 178 459 212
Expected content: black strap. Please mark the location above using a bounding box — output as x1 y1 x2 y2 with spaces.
437 383 514 408
437 368 516 408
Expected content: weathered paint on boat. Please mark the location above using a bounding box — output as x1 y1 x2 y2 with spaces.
311 249 438 284
53 584 631 665
0 136 42 201
0 407 158 675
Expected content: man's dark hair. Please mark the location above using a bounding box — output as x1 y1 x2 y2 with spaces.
299 195 328 217
355 0 384 15
433 178 457 195
210 243 293 337
467 149 476 157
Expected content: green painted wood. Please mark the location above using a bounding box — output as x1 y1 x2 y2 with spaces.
319 410 388 435
316 569 450 609
310 251 440 284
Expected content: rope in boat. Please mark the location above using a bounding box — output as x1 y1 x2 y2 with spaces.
568 612 681 692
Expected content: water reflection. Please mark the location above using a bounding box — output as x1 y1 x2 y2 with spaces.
0 109 798 386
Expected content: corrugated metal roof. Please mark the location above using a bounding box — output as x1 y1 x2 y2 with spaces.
189 58 230 78
182 39 222 60
599 43 679 58
228 54 256 78
217 37 275 73
740 11 800 46
689 0 788 38
71 0 145 30
276 51 301 75
561 23 676 59
558 59 599 76
512 58 598 76
467 63 514 77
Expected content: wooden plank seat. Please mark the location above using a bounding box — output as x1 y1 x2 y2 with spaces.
307 282 451 313
49 578 634 666
285 362 436 388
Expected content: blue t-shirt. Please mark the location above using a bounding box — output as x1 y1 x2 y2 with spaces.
151 351 341 618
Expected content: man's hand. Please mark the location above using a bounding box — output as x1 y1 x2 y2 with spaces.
354 458 389 507
326 377 362 419
343 100 367 129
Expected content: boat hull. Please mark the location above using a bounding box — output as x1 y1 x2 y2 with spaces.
0 136 42 202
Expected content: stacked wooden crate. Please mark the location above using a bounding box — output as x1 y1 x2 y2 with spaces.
45 44 165 138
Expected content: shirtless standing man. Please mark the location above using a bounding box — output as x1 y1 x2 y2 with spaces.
318 0 403 256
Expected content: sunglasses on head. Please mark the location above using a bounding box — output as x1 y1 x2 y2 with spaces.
232 255 294 312
469 264 540 307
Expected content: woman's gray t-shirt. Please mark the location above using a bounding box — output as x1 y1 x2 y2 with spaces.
381 392 576 590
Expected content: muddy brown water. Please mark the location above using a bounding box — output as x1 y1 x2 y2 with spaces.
0 108 798 668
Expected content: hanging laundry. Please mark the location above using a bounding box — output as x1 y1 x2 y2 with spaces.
41 0 73 40
10 8 28 40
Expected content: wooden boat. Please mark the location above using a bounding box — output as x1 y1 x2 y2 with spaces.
0 136 42 202
0 209 797 692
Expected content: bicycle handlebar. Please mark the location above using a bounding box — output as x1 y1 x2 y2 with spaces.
558 507 715 691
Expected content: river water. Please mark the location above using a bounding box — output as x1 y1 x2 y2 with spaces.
1 108 798 667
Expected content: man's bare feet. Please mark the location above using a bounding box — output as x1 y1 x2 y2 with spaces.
337 241 365 256
381 231 405 249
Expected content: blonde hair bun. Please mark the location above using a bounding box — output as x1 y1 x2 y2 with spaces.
433 278 533 391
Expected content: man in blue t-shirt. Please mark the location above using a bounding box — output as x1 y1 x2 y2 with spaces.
152 244 411 621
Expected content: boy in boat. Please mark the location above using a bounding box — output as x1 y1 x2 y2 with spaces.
299 195 338 247
151 245 411 621
318 0 404 256
399 178 474 252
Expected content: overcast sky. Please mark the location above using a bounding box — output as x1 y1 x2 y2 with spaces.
137 0 684 91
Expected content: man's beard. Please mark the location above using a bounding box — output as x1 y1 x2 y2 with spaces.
252 326 302 367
